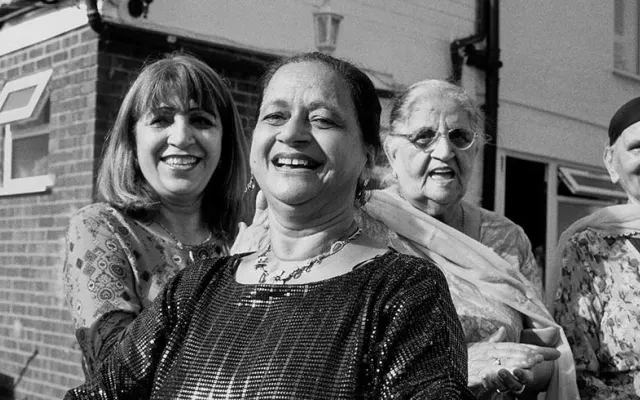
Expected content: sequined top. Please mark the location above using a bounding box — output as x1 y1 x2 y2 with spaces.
554 228 640 399
64 251 474 399
62 203 228 378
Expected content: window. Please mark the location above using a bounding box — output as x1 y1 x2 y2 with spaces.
558 166 628 200
0 69 54 195
614 0 640 75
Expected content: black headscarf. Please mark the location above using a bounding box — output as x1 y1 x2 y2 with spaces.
609 97 640 145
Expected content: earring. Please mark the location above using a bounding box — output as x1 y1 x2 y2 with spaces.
363 178 370 188
244 175 256 194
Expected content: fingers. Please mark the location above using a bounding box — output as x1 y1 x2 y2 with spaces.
520 327 560 347
492 343 561 362
484 326 506 343
498 369 527 393
513 368 534 385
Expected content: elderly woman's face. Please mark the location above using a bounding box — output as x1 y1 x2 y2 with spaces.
605 121 640 204
250 61 367 211
387 96 478 216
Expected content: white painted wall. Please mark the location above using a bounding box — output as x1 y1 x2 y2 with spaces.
500 1 640 168
102 0 477 86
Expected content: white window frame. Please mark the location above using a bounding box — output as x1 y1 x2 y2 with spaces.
0 69 55 196
558 166 628 200
495 149 621 296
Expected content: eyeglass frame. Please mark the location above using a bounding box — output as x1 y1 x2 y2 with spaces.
387 127 478 151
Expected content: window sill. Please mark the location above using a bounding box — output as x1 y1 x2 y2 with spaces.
0 174 55 196
612 68 640 83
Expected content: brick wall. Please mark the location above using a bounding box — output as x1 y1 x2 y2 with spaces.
0 26 99 399
0 23 267 399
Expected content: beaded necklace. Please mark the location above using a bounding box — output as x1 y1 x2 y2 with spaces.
156 220 213 262
254 227 362 284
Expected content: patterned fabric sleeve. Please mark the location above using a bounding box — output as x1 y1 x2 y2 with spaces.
554 232 640 399
374 261 474 399
62 206 141 377
63 262 190 400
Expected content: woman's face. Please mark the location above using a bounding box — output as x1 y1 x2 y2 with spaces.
386 95 478 217
135 98 223 205
251 61 367 213
605 121 640 204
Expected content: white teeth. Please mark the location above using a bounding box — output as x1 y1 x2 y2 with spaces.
163 156 198 166
277 158 311 167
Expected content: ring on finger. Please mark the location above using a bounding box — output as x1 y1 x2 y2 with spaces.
513 384 526 395
493 358 501 365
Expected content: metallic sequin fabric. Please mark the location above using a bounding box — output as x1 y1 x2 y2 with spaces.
65 251 473 399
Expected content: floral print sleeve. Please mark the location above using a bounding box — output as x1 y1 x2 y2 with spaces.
554 228 640 399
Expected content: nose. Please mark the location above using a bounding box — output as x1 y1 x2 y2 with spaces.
166 116 196 148
429 133 455 161
276 116 311 147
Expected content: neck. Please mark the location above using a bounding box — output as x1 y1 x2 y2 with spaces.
157 198 208 238
267 205 358 262
427 202 464 232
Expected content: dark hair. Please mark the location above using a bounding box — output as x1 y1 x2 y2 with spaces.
257 52 382 157
96 52 249 238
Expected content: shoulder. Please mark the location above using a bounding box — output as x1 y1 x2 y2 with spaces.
68 203 135 229
371 251 450 294
171 254 238 297
475 205 528 242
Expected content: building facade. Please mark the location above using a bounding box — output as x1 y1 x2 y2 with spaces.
496 1 640 291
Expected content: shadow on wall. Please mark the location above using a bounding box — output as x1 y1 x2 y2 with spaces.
0 373 14 400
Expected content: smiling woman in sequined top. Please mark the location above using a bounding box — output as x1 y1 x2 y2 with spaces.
65 52 473 400
61 53 249 378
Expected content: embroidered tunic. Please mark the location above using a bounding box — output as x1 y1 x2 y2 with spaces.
64 252 473 399
62 203 227 377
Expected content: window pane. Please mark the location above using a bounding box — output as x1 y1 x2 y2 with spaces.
0 85 37 112
11 134 48 179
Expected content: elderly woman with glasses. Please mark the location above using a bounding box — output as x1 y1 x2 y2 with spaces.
357 80 578 399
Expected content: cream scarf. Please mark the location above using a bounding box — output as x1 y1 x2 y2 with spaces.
363 187 579 400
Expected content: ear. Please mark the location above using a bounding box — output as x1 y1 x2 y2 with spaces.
383 138 399 167
603 144 620 184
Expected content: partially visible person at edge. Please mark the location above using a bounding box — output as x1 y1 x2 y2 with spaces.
549 97 640 399
234 79 577 399
64 52 473 399
62 53 249 378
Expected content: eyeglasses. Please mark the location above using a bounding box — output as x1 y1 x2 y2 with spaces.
387 127 478 151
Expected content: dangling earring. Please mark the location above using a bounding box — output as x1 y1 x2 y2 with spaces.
355 177 370 207
244 175 256 194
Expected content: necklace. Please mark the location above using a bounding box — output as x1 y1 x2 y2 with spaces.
156 220 213 259
254 227 362 284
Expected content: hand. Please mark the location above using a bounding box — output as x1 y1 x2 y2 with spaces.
468 327 561 393
231 190 269 254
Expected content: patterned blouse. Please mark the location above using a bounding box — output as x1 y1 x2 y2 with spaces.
64 252 474 400
62 203 228 378
554 228 640 399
